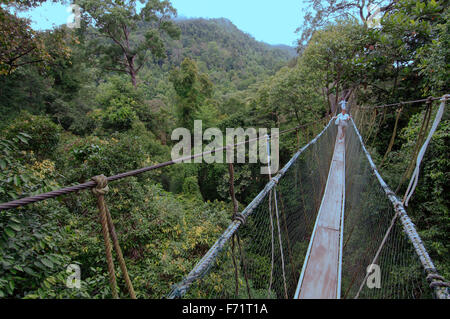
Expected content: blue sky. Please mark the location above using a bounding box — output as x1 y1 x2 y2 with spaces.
16 0 305 46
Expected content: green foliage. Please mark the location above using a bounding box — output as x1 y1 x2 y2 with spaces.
0 201 71 298
76 0 180 86
102 104 137 132
182 176 202 199
0 133 70 298
0 4 71 75
5 112 62 158
0 132 61 202
0 0 448 299
170 57 214 130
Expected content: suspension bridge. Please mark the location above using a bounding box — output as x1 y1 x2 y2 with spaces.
1 96 449 299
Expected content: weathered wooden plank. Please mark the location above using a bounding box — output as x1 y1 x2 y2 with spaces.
296 133 345 299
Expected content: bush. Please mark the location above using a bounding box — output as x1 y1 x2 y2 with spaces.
102 104 137 132
5 112 61 158
182 176 202 199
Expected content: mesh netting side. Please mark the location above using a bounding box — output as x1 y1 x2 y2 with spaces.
170 122 337 299
341 123 433 299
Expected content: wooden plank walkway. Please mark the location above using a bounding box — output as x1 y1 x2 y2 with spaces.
294 131 345 299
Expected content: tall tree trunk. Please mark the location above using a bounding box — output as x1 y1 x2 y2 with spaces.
130 69 137 87
128 56 137 87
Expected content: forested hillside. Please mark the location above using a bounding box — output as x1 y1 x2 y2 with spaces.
0 0 448 299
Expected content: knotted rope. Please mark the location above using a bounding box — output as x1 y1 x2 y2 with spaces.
92 175 118 299
92 175 136 299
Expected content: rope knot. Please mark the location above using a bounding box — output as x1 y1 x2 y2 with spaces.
427 273 445 282
92 174 109 196
233 213 246 225
429 281 450 289
385 190 395 197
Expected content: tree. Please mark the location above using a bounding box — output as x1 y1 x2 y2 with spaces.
300 21 366 114
0 1 70 75
296 0 397 50
169 58 213 130
77 0 180 87
380 0 449 96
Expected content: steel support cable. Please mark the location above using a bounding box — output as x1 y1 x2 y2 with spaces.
403 95 448 206
0 118 328 212
395 99 434 193
364 108 378 144
370 106 387 146
276 190 297 285
266 135 275 298
350 118 450 299
266 135 288 299
354 211 400 298
380 105 403 167
227 160 251 298
273 187 288 299
228 162 240 297
358 96 443 109
267 188 275 298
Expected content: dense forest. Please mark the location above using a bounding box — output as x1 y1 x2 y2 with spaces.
0 0 448 298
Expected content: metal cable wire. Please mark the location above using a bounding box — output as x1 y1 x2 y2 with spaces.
357 95 444 109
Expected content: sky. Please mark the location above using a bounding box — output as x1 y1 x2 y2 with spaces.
16 0 305 46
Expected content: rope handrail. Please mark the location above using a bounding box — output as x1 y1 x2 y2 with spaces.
0 118 329 212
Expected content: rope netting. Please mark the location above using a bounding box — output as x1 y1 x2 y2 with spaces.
341 121 433 299
168 121 338 298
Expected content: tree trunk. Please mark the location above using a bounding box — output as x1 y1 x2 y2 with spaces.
128 56 137 87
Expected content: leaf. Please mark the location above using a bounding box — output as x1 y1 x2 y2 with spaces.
33 261 46 270
23 267 38 276
16 135 28 144
13 175 19 186
13 265 24 272
40 258 54 269
18 132 31 138
9 216 20 223
4 227 15 238
9 223 21 232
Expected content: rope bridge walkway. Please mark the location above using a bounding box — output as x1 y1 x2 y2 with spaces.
167 95 449 300
1 95 449 299
294 128 345 299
